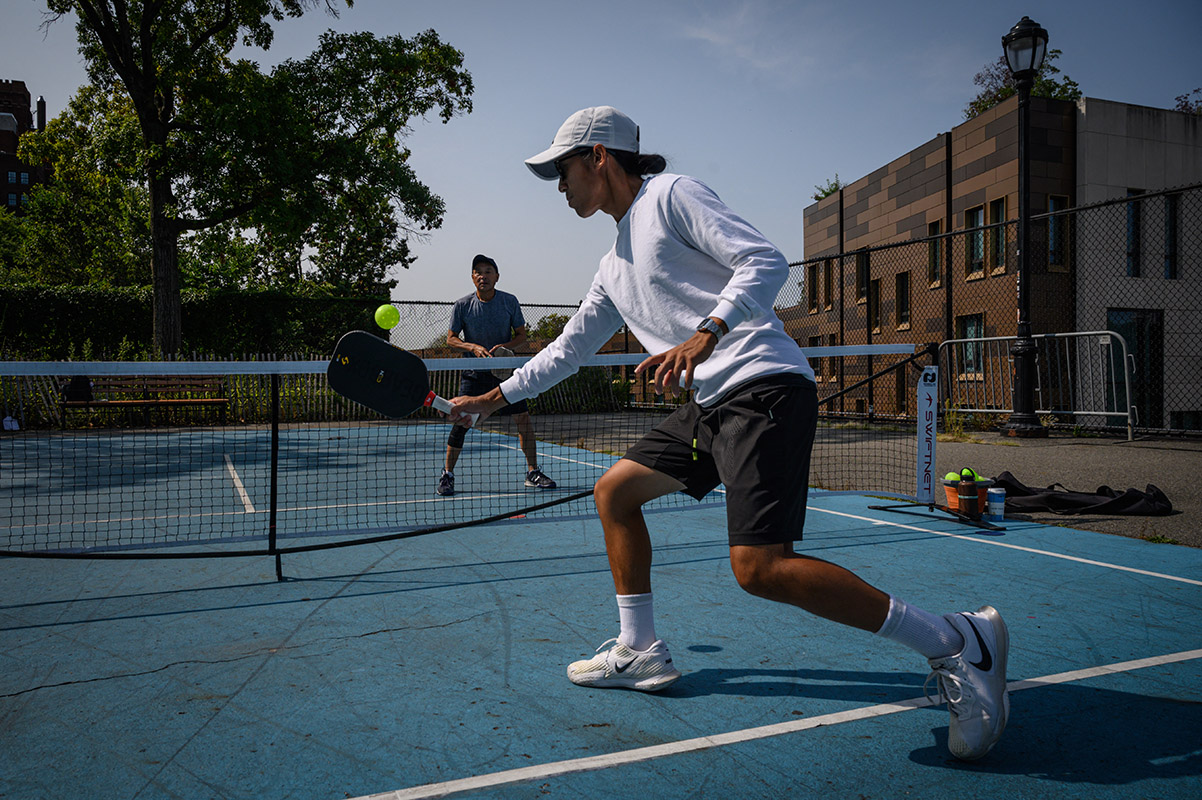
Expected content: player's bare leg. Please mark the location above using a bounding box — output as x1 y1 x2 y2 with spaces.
516 412 557 488
729 544 890 631
567 458 686 691
592 458 684 594
444 445 461 473
515 412 538 470
436 445 461 496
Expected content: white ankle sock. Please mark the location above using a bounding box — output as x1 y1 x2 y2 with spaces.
616 593 656 651
875 595 965 659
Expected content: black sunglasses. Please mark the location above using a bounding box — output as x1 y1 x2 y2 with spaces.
553 148 593 181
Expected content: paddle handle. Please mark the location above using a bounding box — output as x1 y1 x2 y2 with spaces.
425 391 479 426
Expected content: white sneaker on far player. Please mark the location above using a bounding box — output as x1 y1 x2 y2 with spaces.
567 638 681 692
925 605 1010 760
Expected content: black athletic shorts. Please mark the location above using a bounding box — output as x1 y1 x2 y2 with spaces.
622 374 818 547
460 369 528 416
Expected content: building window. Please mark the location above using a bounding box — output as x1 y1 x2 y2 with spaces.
988 198 1007 272
966 206 985 276
827 333 837 381
1165 193 1179 280
1126 189 1143 277
7 194 16 207
807 335 823 381
1048 195 1069 271
869 279 881 333
6 171 15 184
855 250 869 302
823 258 833 310
956 313 984 375
20 172 29 185
807 262 820 313
895 272 910 329
927 220 942 286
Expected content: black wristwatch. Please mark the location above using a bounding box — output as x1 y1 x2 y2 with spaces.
696 318 725 341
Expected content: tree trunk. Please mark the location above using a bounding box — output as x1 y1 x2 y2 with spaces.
149 168 182 357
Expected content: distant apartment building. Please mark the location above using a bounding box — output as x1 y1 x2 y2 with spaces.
0 79 48 213
798 94 1202 429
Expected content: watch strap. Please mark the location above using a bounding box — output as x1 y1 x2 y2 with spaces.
697 318 724 340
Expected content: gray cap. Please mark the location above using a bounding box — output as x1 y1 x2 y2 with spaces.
524 106 639 181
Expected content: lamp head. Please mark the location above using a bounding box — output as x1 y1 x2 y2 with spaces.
1003 16 1048 80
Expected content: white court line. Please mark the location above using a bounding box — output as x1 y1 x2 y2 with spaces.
495 443 728 496
486 459 1196 587
495 441 613 471
223 454 256 513
809 506 1202 587
353 648 1202 800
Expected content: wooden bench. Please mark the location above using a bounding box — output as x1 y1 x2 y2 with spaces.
60 375 229 428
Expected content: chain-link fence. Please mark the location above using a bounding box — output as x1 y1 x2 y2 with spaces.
383 183 1199 437
782 182 1202 436
387 299 657 368
384 300 608 356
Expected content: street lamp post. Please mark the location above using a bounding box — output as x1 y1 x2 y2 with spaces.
1000 16 1049 438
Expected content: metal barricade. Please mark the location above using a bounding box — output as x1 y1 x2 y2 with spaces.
938 331 1135 440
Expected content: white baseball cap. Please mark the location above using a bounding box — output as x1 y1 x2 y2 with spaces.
525 106 640 180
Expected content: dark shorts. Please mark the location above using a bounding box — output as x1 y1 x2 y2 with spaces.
460 370 528 416
447 370 530 449
622 374 818 547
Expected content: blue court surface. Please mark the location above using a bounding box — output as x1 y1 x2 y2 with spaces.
2 424 625 554
2 494 1200 799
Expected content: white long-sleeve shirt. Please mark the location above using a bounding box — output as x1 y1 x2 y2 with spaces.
501 174 814 406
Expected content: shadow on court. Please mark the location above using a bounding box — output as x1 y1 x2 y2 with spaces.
662 664 928 702
912 684 1202 786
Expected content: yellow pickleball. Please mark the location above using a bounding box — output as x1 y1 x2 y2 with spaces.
375 304 400 330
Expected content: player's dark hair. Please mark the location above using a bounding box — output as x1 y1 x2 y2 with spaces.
608 149 667 178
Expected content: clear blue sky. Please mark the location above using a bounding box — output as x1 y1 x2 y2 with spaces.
3 0 1200 306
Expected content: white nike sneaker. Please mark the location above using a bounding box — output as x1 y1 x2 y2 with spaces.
925 605 1010 761
567 638 681 692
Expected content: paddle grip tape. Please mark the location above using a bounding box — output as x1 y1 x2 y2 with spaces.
425 391 479 426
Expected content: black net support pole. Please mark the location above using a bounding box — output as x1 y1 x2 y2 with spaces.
270 373 283 581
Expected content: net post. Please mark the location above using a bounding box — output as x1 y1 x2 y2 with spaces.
916 351 939 509
270 373 283 581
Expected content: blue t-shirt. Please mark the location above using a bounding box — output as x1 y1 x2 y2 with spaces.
449 290 525 355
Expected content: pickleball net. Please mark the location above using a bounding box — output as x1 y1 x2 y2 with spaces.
0 344 932 560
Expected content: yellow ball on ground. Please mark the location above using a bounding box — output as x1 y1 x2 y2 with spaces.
945 472 960 482
375 304 400 330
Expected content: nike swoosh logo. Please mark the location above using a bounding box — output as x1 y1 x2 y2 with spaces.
614 657 636 673
964 616 993 672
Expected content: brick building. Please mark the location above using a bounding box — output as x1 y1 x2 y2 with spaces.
800 94 1079 350
795 95 1202 430
0 79 47 213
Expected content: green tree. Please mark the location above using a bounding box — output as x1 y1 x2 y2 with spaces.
14 82 150 286
45 1 473 355
963 49 1082 120
0 206 22 278
530 312 570 341
812 173 844 201
1175 88 1202 115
